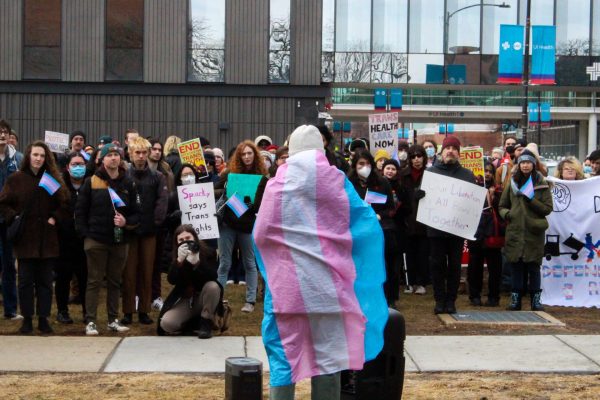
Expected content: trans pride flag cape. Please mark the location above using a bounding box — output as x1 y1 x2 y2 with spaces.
253 149 388 387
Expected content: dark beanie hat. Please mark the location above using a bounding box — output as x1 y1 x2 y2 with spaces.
518 149 537 166
382 159 401 171
98 135 113 145
70 130 86 142
442 136 461 151
100 143 120 159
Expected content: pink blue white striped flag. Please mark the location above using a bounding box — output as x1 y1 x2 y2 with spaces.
79 149 91 161
108 187 126 207
38 172 61 195
226 192 249 217
519 175 535 199
365 190 387 204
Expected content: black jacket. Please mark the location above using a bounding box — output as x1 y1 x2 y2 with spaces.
75 166 140 244
57 171 86 257
348 174 396 231
127 164 168 236
385 176 413 238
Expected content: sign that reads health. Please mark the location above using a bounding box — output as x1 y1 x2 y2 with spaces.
369 112 399 159
177 183 219 240
416 171 487 240
45 130 70 153
177 138 208 178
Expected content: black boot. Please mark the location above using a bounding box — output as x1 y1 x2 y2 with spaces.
531 291 545 311
507 292 522 311
56 310 74 324
120 313 133 325
38 317 53 334
19 317 33 334
138 313 154 325
434 301 445 315
197 318 213 339
445 300 457 314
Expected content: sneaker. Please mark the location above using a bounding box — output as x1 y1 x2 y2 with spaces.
226 280 234 285
238 281 247 286
138 313 154 325
414 286 426 295
151 297 164 311
403 286 413 294
85 322 99 336
108 319 130 333
241 303 254 313
5 313 24 321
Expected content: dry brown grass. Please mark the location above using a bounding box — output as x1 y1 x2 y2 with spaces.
1 372 599 399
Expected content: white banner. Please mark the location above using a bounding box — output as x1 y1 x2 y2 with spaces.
416 171 487 240
177 183 220 240
44 130 69 153
368 112 398 158
541 176 600 308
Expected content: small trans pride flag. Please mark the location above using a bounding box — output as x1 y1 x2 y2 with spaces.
79 149 91 161
519 176 535 199
364 190 387 204
38 172 61 195
226 192 249 217
108 187 126 208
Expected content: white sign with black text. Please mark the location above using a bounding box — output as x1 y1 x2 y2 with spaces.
177 183 220 240
44 130 70 153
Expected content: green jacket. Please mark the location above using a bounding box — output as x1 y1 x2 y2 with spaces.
498 172 553 263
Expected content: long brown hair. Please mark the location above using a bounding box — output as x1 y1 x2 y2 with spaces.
227 140 268 175
172 224 215 263
22 140 69 202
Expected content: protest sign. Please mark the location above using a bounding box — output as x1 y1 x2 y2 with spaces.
45 130 69 153
177 183 219 240
541 177 600 308
416 171 487 240
226 173 263 203
459 146 485 182
369 112 399 158
177 139 208 178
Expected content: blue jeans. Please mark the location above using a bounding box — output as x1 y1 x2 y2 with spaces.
217 224 257 303
0 229 18 317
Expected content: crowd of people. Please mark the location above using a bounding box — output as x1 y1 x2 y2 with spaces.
0 117 599 337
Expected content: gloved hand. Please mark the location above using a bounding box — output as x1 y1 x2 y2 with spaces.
177 243 190 263
186 251 200 265
415 189 426 200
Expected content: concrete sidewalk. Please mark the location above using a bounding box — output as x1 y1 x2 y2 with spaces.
1 335 599 374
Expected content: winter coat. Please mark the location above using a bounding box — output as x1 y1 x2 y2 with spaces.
472 184 503 242
498 171 553 263
75 166 140 244
426 159 476 238
0 168 68 259
400 166 428 237
57 171 86 258
165 150 183 178
0 145 22 191
157 245 222 336
127 164 168 236
348 174 396 231
385 176 412 239
325 148 349 173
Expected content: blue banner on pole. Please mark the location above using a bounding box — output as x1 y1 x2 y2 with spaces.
540 103 551 125
439 123 455 134
531 25 555 85
426 64 444 84
528 102 539 124
447 65 466 84
397 128 410 139
497 25 524 84
333 121 341 131
343 122 352 132
390 89 402 111
374 89 387 110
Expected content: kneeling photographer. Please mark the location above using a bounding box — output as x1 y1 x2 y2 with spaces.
157 225 222 338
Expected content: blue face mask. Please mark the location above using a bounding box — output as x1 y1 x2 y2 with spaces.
425 147 435 158
69 165 86 179
583 166 592 174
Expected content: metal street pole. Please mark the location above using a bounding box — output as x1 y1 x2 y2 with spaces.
520 0 532 142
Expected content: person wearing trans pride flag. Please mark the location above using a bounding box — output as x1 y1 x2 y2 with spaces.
0 141 69 334
254 125 388 400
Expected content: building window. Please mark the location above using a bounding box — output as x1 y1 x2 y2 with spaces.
105 0 144 81
409 0 444 54
23 0 61 80
188 0 225 82
593 0 600 56
269 0 291 83
481 0 517 54
556 0 591 56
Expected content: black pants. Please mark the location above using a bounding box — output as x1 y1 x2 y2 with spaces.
18 258 55 318
429 236 464 303
467 241 502 300
383 229 399 304
511 260 541 293
55 251 87 314
405 235 430 286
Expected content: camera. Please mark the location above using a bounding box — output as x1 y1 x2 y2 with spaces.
180 240 200 253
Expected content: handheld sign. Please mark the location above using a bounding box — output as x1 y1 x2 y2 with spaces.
177 138 208 178
45 131 69 153
459 146 485 183
369 112 399 159
416 171 487 240
177 183 220 240
226 173 263 203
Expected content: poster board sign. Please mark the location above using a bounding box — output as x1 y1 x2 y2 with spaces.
416 171 487 240
177 183 219 240
177 139 208 178
45 130 69 153
459 146 485 182
369 112 399 158
541 177 600 307
226 173 263 203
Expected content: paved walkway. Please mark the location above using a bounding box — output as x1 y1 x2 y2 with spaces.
1 335 599 374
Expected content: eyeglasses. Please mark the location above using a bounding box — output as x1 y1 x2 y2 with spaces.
410 154 423 159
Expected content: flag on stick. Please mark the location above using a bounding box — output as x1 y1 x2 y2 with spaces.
226 192 249 217
364 190 387 204
38 172 61 195
108 187 126 208
79 149 91 161
519 176 535 199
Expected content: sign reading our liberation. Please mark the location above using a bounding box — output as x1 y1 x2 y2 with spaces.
177 183 219 240
369 112 399 159
416 171 487 240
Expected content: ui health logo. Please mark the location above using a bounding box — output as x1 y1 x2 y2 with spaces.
587 62 600 81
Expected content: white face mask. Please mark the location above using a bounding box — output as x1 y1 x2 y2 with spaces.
181 175 196 185
357 166 372 179
399 151 408 161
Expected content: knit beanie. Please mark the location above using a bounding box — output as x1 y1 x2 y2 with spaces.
98 135 113 145
254 135 273 147
288 125 324 156
211 147 225 160
374 149 391 162
441 136 461 152
382 159 400 171
518 149 537 166
100 143 119 159
70 130 86 142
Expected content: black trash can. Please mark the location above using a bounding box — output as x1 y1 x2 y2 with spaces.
225 357 263 400
341 308 406 399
